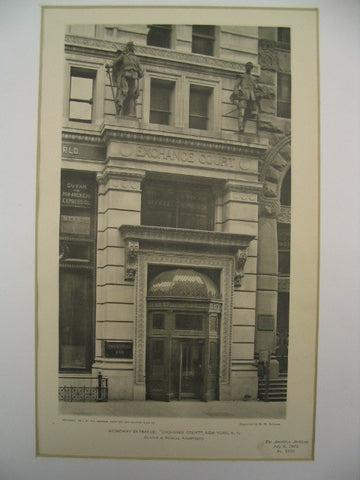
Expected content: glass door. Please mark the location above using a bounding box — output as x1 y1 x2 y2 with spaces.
172 339 204 399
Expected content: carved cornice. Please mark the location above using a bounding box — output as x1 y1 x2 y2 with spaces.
62 127 268 157
103 127 267 157
97 167 145 186
119 225 255 251
65 35 260 76
225 180 263 195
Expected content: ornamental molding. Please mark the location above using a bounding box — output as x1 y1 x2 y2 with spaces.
103 127 268 157
278 276 290 293
65 35 261 76
135 251 233 385
234 248 249 287
278 205 291 224
259 39 291 73
62 131 103 145
225 180 263 195
259 136 291 218
97 167 145 186
119 225 255 251
62 128 268 158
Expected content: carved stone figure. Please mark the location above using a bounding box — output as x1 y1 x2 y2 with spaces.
106 42 144 117
230 62 260 132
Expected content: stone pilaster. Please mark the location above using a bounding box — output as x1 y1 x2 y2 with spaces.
256 195 279 377
92 166 145 399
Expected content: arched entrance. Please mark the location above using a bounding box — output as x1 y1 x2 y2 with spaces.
146 268 222 401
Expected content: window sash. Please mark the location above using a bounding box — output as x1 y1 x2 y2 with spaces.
69 70 95 123
142 182 214 230
147 25 172 48
150 79 174 125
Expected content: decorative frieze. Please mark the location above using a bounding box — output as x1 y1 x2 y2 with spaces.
62 127 268 158
65 34 261 76
96 167 145 189
119 224 255 251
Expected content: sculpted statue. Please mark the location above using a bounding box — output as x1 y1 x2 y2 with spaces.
106 42 144 117
230 62 260 132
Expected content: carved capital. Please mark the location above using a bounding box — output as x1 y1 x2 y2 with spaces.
234 248 249 287
124 239 139 281
97 168 145 190
259 196 281 218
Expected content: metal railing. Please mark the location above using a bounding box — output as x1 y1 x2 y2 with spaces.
58 372 108 402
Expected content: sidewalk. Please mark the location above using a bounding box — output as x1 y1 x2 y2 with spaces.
59 400 286 419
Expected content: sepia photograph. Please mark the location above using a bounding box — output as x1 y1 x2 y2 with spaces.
36 6 319 461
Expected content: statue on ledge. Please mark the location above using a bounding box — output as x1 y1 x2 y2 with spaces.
106 41 144 117
230 62 260 132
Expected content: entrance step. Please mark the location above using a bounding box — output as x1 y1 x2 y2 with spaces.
258 375 287 402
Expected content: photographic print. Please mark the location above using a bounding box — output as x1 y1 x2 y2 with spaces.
36 6 319 461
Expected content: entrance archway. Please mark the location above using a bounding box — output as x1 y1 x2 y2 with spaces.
146 268 222 401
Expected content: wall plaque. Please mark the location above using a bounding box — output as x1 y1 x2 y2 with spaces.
104 341 133 359
257 314 275 331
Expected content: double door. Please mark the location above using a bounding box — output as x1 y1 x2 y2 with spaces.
146 336 218 401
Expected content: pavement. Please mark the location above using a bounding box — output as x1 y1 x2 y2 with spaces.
59 399 286 418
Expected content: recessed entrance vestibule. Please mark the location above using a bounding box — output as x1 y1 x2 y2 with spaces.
146 268 221 401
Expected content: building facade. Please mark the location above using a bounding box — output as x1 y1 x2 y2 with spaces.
59 25 291 401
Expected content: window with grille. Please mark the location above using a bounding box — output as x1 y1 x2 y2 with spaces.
69 68 96 122
277 73 291 118
147 25 172 48
192 25 215 56
141 180 214 231
189 85 212 130
150 79 175 125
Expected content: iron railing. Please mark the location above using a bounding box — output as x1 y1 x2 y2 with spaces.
58 372 108 402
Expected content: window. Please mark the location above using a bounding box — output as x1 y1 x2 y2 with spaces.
192 25 215 56
147 25 172 48
189 85 212 130
280 168 291 206
141 180 214 231
277 27 290 44
175 314 203 331
278 223 290 275
69 68 96 122
277 73 291 118
59 170 97 372
150 79 175 125
152 313 165 330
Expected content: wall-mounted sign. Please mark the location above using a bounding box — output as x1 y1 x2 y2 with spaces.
105 341 133 359
62 142 106 161
60 215 91 235
61 171 95 209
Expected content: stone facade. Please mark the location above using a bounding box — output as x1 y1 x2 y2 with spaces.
59 25 291 401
